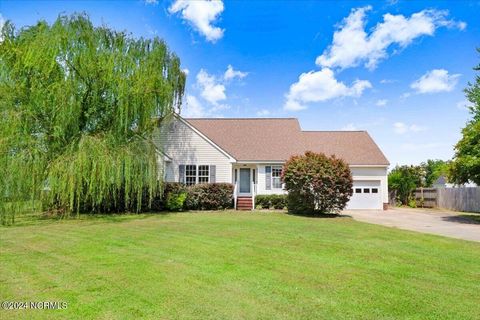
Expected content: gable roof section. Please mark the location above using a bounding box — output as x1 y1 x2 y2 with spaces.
186 118 305 161
302 131 389 165
185 118 389 165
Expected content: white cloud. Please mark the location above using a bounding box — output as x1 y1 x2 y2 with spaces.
196 69 226 105
284 68 372 111
457 21 467 31
256 109 271 116
144 0 158 5
410 69 460 94
182 68 190 76
376 99 388 107
224 65 248 81
316 6 466 70
393 122 427 134
400 92 411 99
380 79 396 84
456 99 473 110
169 0 224 43
182 95 206 117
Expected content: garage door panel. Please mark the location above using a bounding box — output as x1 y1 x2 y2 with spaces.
347 180 382 210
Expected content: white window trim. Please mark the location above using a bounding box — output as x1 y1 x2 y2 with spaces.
198 165 210 184
271 165 283 189
185 164 210 185
185 165 197 186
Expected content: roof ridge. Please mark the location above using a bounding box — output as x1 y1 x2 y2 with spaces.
302 130 367 132
185 117 298 120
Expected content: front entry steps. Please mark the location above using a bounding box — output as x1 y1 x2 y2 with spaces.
236 196 253 210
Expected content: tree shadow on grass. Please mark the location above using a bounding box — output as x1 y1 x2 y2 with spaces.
442 214 480 225
3 210 177 228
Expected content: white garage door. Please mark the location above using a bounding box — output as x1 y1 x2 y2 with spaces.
346 180 382 210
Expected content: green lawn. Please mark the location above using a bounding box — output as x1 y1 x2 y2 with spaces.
1 211 479 319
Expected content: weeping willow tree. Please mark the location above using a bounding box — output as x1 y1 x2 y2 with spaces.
0 14 186 224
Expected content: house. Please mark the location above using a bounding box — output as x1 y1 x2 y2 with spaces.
154 114 390 210
433 176 447 188
434 175 478 188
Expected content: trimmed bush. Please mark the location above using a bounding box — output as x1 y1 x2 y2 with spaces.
271 194 287 209
254 194 287 210
283 151 353 215
255 195 271 209
165 192 187 211
161 182 233 211
163 182 187 211
185 183 234 210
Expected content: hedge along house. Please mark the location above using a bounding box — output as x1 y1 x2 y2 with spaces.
154 114 390 210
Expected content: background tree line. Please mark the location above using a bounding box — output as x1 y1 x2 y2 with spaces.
390 49 480 206
388 160 449 205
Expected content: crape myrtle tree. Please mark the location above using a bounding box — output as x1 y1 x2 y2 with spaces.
0 14 186 223
449 49 480 185
282 151 353 215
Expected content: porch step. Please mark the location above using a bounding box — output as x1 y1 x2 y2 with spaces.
236 196 253 210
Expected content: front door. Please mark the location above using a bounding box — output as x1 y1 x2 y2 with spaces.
239 168 251 194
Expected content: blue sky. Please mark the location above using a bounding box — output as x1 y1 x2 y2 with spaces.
1 0 479 166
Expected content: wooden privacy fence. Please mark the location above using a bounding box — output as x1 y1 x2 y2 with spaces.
414 188 438 208
414 187 480 212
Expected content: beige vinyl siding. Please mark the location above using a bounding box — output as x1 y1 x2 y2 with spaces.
153 117 233 183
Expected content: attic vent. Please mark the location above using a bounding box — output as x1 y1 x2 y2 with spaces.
168 122 177 133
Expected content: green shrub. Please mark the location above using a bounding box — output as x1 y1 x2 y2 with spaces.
283 151 353 215
408 198 417 208
185 183 234 210
165 192 187 211
270 194 287 209
164 182 187 196
255 195 271 209
254 194 287 210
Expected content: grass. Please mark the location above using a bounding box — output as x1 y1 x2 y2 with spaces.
1 211 479 319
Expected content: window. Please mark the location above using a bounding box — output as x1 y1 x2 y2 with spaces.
185 165 196 186
372 188 378 193
272 166 282 189
363 188 370 193
355 188 362 193
198 165 209 184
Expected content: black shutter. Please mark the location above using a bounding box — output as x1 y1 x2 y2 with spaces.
209 165 216 183
179 165 185 184
265 166 271 190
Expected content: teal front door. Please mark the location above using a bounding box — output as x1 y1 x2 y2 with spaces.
239 168 251 194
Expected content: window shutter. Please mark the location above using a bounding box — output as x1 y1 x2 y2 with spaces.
179 165 185 184
265 166 271 190
209 165 216 183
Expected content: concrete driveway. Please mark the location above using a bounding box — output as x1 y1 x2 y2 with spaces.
343 207 480 242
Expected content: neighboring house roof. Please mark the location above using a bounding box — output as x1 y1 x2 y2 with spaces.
434 175 447 186
185 118 389 165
